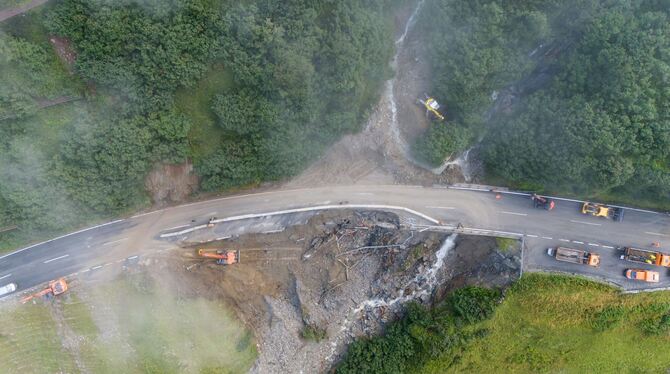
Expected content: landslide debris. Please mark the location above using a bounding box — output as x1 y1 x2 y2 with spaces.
142 210 521 372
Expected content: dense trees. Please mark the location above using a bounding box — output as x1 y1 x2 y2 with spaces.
483 2 670 197
420 0 670 203
336 286 501 374
1 0 395 248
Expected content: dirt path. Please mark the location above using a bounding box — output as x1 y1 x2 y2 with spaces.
0 0 49 22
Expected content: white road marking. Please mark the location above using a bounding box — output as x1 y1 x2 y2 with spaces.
127 255 139 260
0 274 11 280
559 239 570 242
500 211 527 216
104 263 113 266
425 206 456 210
572 241 584 244
526 234 538 238
216 236 231 240
645 232 668 237
588 243 600 247
161 204 441 238
542 236 553 240
91 265 102 270
81 269 90 273
102 238 128 246
164 224 191 231
43 254 69 264
0 219 125 261
602 245 615 249
570 220 601 226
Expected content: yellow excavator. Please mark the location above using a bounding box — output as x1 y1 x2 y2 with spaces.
417 94 445 121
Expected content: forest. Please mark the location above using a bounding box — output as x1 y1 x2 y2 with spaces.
417 0 670 204
0 0 394 248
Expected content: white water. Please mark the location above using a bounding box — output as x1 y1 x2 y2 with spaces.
326 233 458 362
382 0 474 179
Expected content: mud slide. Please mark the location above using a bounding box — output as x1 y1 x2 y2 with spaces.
288 1 472 188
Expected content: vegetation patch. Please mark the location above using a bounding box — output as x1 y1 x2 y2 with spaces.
419 0 670 206
337 274 670 373
0 272 257 374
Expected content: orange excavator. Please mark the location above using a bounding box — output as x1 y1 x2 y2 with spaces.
21 278 68 304
197 249 240 265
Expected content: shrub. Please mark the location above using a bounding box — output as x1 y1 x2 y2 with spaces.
591 305 625 332
301 324 327 342
448 286 501 324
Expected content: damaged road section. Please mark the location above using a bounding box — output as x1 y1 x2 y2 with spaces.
151 209 521 372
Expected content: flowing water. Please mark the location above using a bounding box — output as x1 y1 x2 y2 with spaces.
326 233 458 362
384 0 473 179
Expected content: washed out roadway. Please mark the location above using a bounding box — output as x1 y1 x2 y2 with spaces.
1 185 669 295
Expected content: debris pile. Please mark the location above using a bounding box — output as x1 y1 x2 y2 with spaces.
148 210 521 373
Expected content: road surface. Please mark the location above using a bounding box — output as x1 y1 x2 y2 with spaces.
1 185 669 296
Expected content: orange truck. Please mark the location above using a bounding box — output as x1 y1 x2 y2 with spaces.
625 269 660 283
620 247 670 267
547 247 600 267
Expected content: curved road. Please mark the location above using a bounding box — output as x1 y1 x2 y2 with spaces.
1 185 669 295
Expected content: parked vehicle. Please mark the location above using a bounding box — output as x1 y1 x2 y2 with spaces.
625 269 660 283
547 247 600 267
581 202 624 222
620 247 670 267
0 282 17 297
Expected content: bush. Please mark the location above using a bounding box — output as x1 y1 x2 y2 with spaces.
448 286 501 324
639 313 670 336
591 305 625 332
412 123 471 166
301 324 327 342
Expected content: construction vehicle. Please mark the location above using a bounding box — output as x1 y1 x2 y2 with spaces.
581 202 624 222
547 247 600 267
620 247 670 267
20 278 68 304
417 94 445 120
625 269 660 283
532 194 555 210
197 248 240 265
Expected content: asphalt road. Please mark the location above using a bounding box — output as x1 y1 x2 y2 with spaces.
1 185 669 296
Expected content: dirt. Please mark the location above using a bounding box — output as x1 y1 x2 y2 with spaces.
288 1 472 189
49 36 77 68
145 161 200 206
136 209 520 373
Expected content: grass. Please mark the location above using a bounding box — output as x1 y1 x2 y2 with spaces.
495 237 517 253
423 273 670 373
175 62 234 163
0 272 257 374
0 301 77 373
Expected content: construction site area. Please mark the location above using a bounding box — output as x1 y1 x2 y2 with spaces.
1 209 521 373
